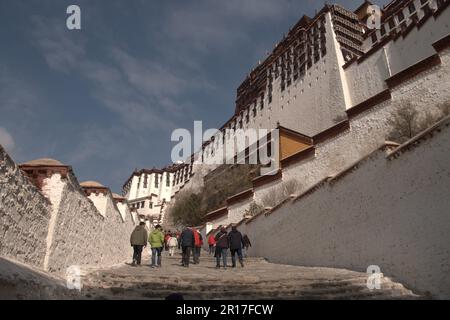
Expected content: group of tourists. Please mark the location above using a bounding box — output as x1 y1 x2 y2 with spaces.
129 222 251 270
209 225 252 269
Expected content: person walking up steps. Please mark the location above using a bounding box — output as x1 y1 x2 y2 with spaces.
192 227 203 264
168 233 178 257
228 225 245 268
208 233 216 255
215 227 229 269
130 222 148 266
149 225 165 268
180 227 195 268
242 234 252 257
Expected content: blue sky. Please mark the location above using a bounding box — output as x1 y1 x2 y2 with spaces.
0 0 384 193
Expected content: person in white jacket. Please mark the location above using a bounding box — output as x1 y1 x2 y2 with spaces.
168 234 178 257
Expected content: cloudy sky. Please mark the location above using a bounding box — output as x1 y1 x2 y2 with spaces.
0 0 384 193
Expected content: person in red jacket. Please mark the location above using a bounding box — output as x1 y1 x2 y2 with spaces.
191 227 203 264
208 234 216 255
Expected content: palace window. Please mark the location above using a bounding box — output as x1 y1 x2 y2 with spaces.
388 19 396 30
397 10 405 22
253 106 257 117
141 201 145 209
408 3 416 14
155 174 159 188
267 141 272 158
422 3 432 15
245 113 249 123
149 202 153 209
143 174 148 188
380 24 386 36
166 173 170 187
371 32 377 44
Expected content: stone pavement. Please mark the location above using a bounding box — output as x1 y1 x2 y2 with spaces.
79 251 420 300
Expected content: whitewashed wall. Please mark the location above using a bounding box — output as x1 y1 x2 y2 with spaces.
256 48 450 206
0 146 51 268
0 149 136 274
244 120 450 298
345 4 450 107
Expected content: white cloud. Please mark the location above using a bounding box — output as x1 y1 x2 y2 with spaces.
0 127 15 152
31 16 86 73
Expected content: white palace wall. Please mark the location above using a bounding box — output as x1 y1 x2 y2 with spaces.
254 45 450 207
345 2 450 106
0 149 136 274
219 45 450 298
0 146 51 268
241 118 450 299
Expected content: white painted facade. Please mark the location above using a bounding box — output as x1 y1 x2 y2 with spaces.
122 164 193 226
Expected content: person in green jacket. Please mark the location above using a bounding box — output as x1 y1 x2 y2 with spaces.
149 224 165 268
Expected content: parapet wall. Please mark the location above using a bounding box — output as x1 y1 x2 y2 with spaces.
0 146 51 268
239 118 450 299
0 147 136 274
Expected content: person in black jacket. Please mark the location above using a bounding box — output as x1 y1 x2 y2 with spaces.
214 227 229 269
180 227 195 267
228 225 245 268
242 234 252 257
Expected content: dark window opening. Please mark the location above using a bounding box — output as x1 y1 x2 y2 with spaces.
371 32 377 44
388 19 396 29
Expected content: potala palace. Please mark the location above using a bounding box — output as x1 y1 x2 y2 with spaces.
1 0 449 299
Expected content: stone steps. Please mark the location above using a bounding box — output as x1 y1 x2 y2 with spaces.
80 255 420 300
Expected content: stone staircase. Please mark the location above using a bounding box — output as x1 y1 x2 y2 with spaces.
79 253 421 300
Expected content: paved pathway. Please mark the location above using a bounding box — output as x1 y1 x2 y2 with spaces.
79 252 420 300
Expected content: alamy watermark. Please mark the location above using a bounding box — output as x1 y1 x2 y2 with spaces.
66 265 83 291
171 121 279 175
366 265 382 290
66 5 81 30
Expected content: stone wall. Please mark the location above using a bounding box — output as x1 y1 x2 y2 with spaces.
240 118 450 298
0 146 50 268
46 172 135 273
0 146 136 274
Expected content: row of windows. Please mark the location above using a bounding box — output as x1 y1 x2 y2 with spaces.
138 173 160 189
371 0 437 45
131 201 153 209
134 164 193 191
203 18 329 159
